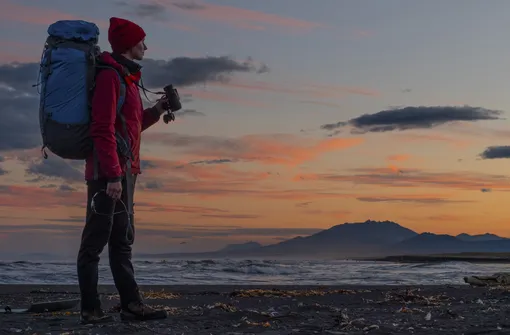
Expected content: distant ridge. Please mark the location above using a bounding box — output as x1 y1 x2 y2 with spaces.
139 220 510 259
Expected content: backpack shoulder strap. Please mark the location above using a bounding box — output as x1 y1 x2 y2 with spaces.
95 65 126 117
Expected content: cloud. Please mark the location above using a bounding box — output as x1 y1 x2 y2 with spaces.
480 146 510 159
25 157 83 182
0 88 41 151
356 196 471 204
131 0 324 33
187 159 234 166
140 160 158 169
321 106 503 134
0 55 266 151
140 56 268 88
174 109 205 117
0 185 83 208
294 167 510 192
140 180 163 190
134 202 231 216
144 132 364 166
0 155 7 175
134 159 357 200
118 1 167 19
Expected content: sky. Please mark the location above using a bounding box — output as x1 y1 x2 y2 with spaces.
2 0 510 257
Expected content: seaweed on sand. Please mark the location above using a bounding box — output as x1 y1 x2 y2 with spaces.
230 288 371 298
106 289 179 301
382 288 451 306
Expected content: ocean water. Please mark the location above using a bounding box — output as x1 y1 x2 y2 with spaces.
0 259 508 285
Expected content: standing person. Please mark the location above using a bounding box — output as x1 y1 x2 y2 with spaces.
77 17 170 324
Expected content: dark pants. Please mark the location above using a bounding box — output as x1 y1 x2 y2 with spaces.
77 175 141 311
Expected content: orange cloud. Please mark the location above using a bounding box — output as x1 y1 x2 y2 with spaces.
135 201 230 215
2 0 107 28
356 194 471 204
150 0 325 32
135 157 358 201
293 167 510 192
144 133 364 167
0 184 83 208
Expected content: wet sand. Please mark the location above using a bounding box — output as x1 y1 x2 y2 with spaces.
0 284 509 334
371 253 510 264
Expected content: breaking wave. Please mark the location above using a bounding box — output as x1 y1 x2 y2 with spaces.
0 258 505 285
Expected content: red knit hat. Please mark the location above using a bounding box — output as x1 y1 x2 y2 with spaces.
108 17 146 54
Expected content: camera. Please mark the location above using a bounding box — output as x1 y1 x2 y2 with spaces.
162 84 182 124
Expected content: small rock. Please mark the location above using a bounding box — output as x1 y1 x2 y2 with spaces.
425 312 431 321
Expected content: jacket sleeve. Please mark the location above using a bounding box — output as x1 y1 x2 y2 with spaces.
141 106 161 132
90 70 122 181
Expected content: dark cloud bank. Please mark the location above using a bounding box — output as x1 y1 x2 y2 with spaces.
0 53 268 181
321 105 503 134
480 146 510 159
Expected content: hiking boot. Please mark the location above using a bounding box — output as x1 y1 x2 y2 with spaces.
80 308 114 324
120 301 168 321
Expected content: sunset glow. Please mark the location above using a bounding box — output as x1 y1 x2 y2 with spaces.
2 0 510 257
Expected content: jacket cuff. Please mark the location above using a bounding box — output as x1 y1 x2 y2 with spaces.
107 176 122 183
150 106 162 119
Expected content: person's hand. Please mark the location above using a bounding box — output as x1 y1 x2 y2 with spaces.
106 181 122 200
155 96 169 115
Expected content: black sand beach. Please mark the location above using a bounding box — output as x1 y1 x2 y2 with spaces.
1 284 509 334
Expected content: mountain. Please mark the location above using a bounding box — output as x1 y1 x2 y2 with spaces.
389 233 468 254
456 233 507 242
217 241 262 253
140 220 418 259
138 220 510 259
249 220 417 257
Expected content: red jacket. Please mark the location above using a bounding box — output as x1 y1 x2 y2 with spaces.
85 52 161 181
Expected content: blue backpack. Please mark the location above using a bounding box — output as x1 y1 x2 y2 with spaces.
38 20 129 161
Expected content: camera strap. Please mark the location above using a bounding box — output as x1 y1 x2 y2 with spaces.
118 111 135 244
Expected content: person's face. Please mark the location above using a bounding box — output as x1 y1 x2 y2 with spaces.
130 39 147 61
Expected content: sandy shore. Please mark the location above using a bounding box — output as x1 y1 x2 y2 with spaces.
0 284 508 334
